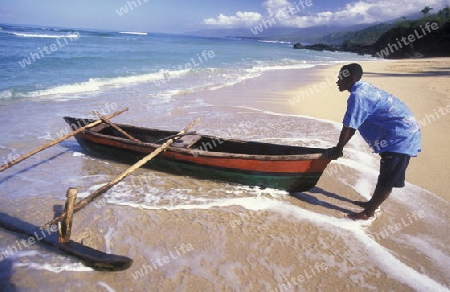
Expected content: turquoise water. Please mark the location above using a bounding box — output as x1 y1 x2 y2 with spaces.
0 23 374 102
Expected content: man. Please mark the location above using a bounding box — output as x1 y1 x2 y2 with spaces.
327 63 421 220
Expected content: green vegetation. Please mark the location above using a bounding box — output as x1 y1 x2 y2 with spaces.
332 6 450 58
421 6 433 15
323 23 394 46
372 6 450 58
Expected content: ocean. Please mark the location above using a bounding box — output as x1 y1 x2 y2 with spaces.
0 23 376 103
1 24 449 291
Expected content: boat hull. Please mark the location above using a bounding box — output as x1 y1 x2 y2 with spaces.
66 117 331 192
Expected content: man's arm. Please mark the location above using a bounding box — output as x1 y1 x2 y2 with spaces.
327 125 356 160
337 125 356 150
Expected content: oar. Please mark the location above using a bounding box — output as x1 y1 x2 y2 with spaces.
93 110 141 143
41 118 200 230
0 108 129 172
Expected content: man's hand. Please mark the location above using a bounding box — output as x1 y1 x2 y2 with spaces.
326 126 355 160
326 146 343 160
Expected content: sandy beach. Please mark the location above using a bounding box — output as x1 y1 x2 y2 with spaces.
277 58 450 201
1 58 450 291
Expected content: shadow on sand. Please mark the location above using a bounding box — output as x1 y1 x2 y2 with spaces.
364 69 450 78
289 186 359 214
0 149 70 185
0 258 17 291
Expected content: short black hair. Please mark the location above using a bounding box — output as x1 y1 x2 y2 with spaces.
340 63 363 80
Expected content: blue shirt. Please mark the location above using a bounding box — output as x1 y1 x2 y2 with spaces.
343 80 421 156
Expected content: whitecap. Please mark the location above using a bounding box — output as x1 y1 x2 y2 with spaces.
118 31 147 36
11 32 79 39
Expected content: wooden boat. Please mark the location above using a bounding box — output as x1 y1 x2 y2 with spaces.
64 117 331 192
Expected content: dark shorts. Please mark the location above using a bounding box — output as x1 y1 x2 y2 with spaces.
377 152 411 188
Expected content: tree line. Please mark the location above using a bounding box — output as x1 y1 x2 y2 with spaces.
297 6 450 58
342 6 450 58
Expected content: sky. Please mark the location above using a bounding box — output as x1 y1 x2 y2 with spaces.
0 0 449 33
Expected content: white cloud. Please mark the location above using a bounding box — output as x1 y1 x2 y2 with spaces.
282 0 450 27
262 0 292 17
203 0 450 29
203 11 263 27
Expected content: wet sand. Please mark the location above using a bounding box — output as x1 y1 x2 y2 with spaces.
1 59 450 291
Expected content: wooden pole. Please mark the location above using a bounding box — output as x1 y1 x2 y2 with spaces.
58 187 77 243
0 107 129 172
93 110 140 143
41 118 200 230
57 222 63 241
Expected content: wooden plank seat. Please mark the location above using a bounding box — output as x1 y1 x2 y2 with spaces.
172 134 202 148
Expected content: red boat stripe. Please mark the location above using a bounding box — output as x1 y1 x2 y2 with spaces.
81 134 330 174
162 152 329 173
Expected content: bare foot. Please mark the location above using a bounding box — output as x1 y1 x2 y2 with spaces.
347 212 371 220
353 201 370 208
